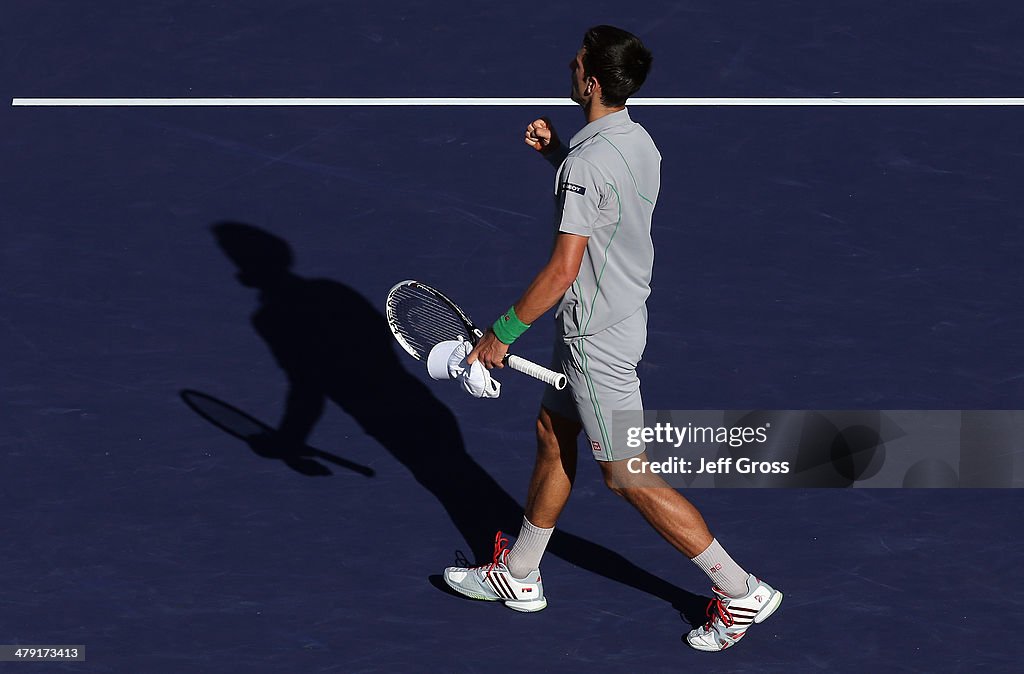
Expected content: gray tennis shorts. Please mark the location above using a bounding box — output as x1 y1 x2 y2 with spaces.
541 306 647 462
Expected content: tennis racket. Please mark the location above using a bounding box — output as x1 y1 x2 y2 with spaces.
386 280 567 390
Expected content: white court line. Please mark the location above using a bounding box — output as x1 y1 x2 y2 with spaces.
10 97 1024 107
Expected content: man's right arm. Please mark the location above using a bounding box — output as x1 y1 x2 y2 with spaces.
543 144 569 168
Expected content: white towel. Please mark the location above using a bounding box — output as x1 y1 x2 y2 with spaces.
426 339 501 399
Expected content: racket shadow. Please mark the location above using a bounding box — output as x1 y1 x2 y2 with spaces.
210 222 705 623
179 389 375 477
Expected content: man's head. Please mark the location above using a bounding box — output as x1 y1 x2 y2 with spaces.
570 26 653 109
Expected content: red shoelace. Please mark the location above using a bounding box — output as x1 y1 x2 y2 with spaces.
487 531 510 570
704 597 735 629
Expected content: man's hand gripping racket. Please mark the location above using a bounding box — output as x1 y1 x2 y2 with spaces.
386 280 567 391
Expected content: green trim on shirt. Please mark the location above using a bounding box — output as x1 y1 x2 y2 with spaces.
597 132 654 205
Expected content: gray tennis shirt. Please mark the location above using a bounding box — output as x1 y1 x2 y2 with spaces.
551 108 661 339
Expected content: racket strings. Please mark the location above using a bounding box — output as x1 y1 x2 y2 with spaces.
388 286 471 359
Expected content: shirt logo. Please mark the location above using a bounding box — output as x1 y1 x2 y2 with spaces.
561 182 587 195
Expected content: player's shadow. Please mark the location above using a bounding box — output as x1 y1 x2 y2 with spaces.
209 221 709 625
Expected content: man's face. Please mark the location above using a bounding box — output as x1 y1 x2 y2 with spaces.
569 49 589 105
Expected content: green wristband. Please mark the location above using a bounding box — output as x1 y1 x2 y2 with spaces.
492 305 530 345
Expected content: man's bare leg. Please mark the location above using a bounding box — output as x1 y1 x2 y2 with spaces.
505 405 580 577
598 454 713 557
523 405 581 526
599 454 755 600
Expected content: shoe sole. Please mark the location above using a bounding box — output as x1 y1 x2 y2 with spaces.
504 598 547 613
443 576 547 612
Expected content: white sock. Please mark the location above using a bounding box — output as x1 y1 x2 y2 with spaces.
506 517 553 579
690 538 750 598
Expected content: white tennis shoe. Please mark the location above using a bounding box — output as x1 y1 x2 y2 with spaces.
443 532 547 612
685 574 783 652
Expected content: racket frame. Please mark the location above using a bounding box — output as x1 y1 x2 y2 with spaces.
386 280 567 389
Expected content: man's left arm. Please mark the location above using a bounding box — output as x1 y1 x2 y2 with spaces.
468 232 587 368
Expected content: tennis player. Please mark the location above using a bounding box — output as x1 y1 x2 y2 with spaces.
441 26 782 651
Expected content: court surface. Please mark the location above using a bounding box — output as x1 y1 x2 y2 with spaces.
2 2 1023 672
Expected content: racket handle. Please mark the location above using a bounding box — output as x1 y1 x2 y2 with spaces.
506 355 567 390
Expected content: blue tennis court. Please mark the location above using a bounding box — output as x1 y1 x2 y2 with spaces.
2 2 1022 671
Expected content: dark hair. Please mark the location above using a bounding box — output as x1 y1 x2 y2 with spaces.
581 25 653 107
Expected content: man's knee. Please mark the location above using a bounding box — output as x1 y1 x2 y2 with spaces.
600 453 658 498
536 406 581 462
604 475 628 499
600 460 630 498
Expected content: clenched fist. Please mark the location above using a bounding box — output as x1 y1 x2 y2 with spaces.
525 117 561 155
